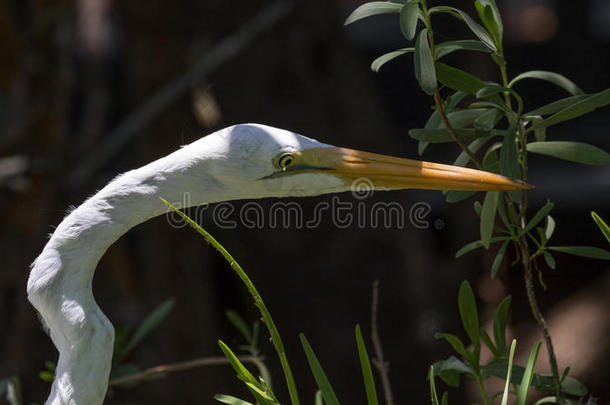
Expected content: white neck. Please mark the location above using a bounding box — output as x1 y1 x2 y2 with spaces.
27 156 212 405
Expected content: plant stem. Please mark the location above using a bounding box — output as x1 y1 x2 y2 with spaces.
513 126 563 400
162 199 301 405
475 375 491 405
433 91 483 169
370 280 395 405
421 2 483 170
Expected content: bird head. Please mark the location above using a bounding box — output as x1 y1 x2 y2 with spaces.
180 123 529 201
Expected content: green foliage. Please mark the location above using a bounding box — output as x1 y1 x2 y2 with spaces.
433 282 588 404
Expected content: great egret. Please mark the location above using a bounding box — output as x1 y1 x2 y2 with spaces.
27 124 528 404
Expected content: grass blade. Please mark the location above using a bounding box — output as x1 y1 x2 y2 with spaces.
355 325 379 405
299 334 340 405
500 340 517 405
516 342 541 405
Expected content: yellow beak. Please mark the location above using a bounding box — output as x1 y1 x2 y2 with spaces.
304 147 530 191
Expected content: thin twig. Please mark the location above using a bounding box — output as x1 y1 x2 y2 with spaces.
109 355 262 386
370 280 394 405
433 91 483 169
69 1 294 187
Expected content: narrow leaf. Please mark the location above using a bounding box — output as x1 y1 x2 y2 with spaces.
522 202 554 235
591 211 610 244
409 128 485 143
125 298 175 354
371 48 414 72
501 340 517 405
399 1 420 41
215 394 254 405
436 62 485 94
526 95 588 116
543 251 556 269
345 2 403 25
533 88 610 129
516 342 542 405
355 325 379 405
458 281 480 348
300 334 340 405
455 236 510 258
434 333 470 359
527 141 610 165
414 29 437 95
509 71 584 96
547 246 610 260
429 366 440 405
493 295 511 355
226 310 253 343
491 240 509 278
435 40 491 59
481 191 499 249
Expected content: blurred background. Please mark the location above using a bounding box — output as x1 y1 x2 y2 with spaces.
1 0 609 403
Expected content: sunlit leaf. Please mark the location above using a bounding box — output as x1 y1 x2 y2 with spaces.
355 325 379 405
532 88 610 129
591 211 610 244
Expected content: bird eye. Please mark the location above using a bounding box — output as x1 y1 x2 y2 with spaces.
277 153 295 170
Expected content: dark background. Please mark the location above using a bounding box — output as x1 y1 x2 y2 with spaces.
1 0 609 404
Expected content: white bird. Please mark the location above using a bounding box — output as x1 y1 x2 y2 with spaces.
27 124 528 405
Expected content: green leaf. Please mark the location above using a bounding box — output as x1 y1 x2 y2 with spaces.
226 310 253 343
533 88 610 129
493 296 511 355
458 281 480 348
300 334 340 405
436 62 485 94
455 236 510 258
500 129 521 202
509 71 584 96
443 108 489 129
315 390 323 405
434 333 470 359
414 29 437 95
399 1 420 40
218 341 260 388
344 2 403 25
481 191 499 249
501 340 517 405
527 141 610 165
214 394 254 405
476 0 503 43
491 240 509 278
591 212 610 244
355 325 379 405
371 48 414 72
433 356 474 377
435 40 491 59
560 376 588 396
547 246 610 260
409 128 485 143
516 342 542 405
429 366 440 405
454 136 491 167
125 298 175 354
526 95 588 116
480 328 501 357
522 202 554 235
39 371 54 382
543 251 556 269
474 109 503 131
431 6 496 50
446 190 477 203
